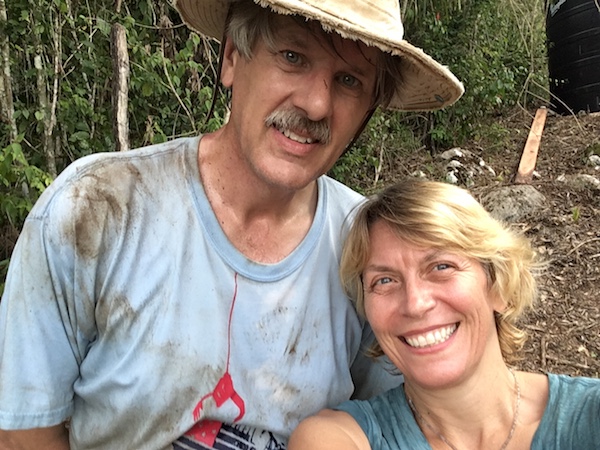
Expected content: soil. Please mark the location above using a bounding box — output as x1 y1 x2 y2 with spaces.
378 108 600 378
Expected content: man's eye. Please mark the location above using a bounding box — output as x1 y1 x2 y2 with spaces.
339 74 359 88
434 263 451 271
283 50 300 64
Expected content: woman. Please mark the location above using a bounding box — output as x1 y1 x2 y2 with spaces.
288 179 600 449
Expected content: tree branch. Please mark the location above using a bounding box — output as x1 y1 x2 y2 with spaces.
0 0 17 141
111 22 130 152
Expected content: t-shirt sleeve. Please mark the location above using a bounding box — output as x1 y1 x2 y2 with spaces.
533 374 600 448
334 389 434 450
334 399 383 448
349 321 403 400
0 184 98 429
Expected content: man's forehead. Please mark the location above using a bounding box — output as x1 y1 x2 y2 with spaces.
272 14 381 66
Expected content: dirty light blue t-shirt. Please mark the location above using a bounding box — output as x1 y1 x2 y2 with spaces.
0 136 399 449
336 373 600 449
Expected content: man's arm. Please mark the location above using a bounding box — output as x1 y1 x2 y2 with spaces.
0 424 69 450
288 410 369 450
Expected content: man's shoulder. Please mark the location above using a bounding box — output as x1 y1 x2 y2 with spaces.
29 137 200 220
68 136 199 174
319 175 364 204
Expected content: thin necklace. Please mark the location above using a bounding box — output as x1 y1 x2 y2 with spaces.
406 368 520 450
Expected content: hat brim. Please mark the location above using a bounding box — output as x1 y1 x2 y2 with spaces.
174 0 464 111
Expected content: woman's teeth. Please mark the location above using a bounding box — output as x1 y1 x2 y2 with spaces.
404 324 458 348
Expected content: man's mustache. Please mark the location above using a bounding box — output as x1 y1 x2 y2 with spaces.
265 109 331 145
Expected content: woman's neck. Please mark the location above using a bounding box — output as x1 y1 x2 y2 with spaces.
404 365 520 450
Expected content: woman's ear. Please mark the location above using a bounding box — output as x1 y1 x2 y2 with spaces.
490 287 507 313
484 264 507 313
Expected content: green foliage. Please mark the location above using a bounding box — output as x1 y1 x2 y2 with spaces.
331 110 424 193
0 137 53 227
0 259 8 296
0 137 53 295
329 112 392 192
572 206 581 223
585 143 600 157
2 0 227 169
400 0 548 148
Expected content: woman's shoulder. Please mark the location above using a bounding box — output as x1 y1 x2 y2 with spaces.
288 409 370 450
532 372 600 448
546 372 600 404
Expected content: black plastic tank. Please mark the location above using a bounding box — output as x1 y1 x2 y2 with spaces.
546 0 600 114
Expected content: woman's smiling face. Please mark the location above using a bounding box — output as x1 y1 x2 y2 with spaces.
362 219 506 389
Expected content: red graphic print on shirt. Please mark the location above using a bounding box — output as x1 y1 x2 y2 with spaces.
186 273 246 446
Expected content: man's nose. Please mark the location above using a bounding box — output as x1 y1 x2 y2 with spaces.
294 72 334 122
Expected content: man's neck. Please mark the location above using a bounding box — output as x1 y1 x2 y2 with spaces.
197 130 319 263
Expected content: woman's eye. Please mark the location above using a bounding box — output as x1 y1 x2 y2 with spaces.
374 277 393 286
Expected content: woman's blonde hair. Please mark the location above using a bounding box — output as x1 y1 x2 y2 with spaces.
340 179 541 363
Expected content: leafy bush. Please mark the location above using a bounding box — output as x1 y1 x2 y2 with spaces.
0 137 53 294
401 0 548 147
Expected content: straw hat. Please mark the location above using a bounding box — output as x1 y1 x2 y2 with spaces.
173 0 464 111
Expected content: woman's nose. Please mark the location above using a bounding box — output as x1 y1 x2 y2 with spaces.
400 281 436 317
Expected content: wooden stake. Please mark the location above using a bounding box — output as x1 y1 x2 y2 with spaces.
111 23 130 152
515 107 547 184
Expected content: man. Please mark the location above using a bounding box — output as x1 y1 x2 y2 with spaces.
0 0 463 448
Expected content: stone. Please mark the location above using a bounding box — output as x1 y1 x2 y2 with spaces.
557 174 600 191
482 185 546 223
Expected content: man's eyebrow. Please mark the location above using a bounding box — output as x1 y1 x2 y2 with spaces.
275 28 310 49
348 62 369 78
275 28 373 77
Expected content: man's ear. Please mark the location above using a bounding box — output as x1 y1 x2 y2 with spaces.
220 38 238 88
